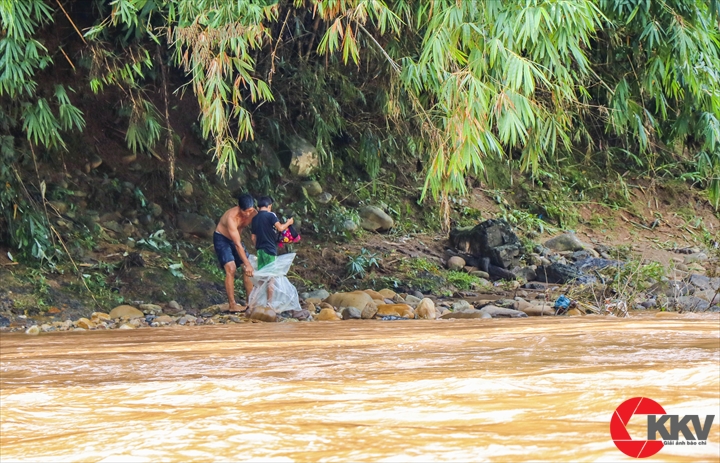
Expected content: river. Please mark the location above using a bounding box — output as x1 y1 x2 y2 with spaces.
1 313 719 462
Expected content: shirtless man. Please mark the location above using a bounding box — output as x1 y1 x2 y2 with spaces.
213 194 257 312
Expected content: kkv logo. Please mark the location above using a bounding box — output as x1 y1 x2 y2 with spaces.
610 397 715 458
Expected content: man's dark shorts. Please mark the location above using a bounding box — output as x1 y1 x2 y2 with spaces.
213 231 249 270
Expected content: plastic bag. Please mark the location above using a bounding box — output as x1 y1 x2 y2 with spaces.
248 253 301 313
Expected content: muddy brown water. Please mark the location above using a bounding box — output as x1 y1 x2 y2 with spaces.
1 314 719 462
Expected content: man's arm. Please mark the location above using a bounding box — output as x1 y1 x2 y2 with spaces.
228 225 253 276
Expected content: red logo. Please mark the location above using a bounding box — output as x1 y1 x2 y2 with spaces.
610 397 666 458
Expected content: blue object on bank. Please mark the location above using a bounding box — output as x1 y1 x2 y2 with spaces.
554 295 571 310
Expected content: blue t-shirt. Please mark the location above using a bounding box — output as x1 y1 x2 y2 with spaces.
251 210 279 255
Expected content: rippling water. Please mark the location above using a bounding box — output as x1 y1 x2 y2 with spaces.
2 314 719 462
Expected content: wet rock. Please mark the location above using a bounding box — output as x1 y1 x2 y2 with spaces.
376 304 415 318
177 212 215 239
449 219 523 269
341 307 362 320
440 311 490 319
109 305 144 320
25 325 40 335
415 298 436 319
76 318 95 330
359 206 394 232
447 256 466 271
316 307 341 321
325 291 377 314
544 233 586 252
138 304 163 315
286 136 320 177
302 180 323 196
246 306 277 322
451 300 474 312
479 305 528 318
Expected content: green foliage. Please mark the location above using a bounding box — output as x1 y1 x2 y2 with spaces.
346 248 380 279
446 270 479 291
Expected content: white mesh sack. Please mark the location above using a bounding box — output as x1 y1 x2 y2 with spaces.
247 253 302 313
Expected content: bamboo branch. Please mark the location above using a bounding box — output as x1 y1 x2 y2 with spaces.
55 0 86 44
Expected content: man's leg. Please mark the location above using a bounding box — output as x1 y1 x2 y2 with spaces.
223 261 239 312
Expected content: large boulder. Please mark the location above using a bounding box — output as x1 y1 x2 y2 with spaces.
449 219 523 269
415 298 437 319
325 291 377 314
359 206 394 232
109 305 144 320
544 233 587 252
177 212 215 239
286 136 319 177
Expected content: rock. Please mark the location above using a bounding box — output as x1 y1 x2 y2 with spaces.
415 298 436 319
519 302 555 316
451 300 474 312
246 306 277 322
404 294 422 306
25 325 40 335
343 219 358 232
109 305 144 320
359 206 394 232
361 303 378 319
566 308 583 316
447 256 466 271
479 305 528 318
316 307 341 321
302 181 323 196
470 270 490 279
536 263 595 285
684 253 709 264
449 219 523 269
512 266 537 282
376 304 415 318
164 300 185 315
76 318 95 330
139 304 163 315
305 289 330 300
363 289 385 300
667 296 711 312
573 257 623 273
440 311 489 319
178 180 194 198
118 323 135 329
121 153 137 164
150 203 163 218
91 312 111 322
325 291 377 314
177 212 215 239
288 309 313 321
154 315 175 324
286 136 320 177
49 201 68 214
103 220 123 234
544 233 586 252
694 290 718 303
378 289 397 299
316 192 333 204
686 274 720 292
341 307 362 320
648 280 694 297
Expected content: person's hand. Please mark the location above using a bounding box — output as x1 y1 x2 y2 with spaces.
244 266 253 277
287 217 294 226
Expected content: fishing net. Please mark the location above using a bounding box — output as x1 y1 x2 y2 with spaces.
247 253 302 313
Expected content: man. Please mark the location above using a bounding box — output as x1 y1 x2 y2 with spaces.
214 194 257 312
